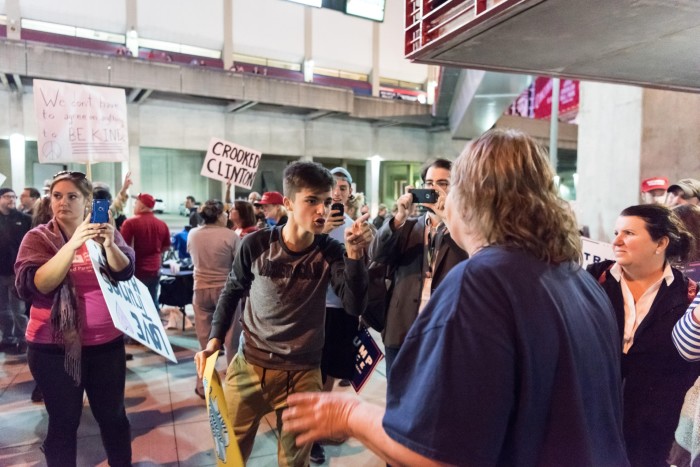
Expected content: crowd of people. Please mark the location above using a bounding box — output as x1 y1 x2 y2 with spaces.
2 128 700 466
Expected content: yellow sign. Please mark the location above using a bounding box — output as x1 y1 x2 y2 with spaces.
203 351 243 466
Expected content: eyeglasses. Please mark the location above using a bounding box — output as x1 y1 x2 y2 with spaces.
53 170 86 180
1 193 17 200
423 181 450 190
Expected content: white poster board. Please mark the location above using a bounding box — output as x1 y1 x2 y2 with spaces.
0 172 6 187
87 240 177 363
200 137 261 189
581 237 615 269
33 79 129 163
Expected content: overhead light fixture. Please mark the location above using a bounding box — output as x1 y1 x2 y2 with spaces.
287 0 322 7
303 59 314 83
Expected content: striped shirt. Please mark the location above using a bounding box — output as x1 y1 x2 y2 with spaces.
672 291 700 361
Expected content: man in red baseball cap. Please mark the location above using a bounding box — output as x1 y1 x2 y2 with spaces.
255 191 288 226
121 193 171 307
640 177 669 204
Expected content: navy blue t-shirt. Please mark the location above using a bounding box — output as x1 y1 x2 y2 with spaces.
383 246 629 466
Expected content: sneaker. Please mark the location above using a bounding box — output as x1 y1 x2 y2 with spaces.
31 385 43 403
338 379 351 387
310 442 326 464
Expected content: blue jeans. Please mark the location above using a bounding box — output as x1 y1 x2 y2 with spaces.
139 275 160 310
0 274 27 344
27 337 132 467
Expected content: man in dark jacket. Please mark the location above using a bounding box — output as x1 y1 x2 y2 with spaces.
368 159 468 375
0 188 31 353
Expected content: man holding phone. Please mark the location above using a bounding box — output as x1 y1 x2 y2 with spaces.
368 158 468 376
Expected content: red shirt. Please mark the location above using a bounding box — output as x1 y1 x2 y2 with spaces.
120 211 171 279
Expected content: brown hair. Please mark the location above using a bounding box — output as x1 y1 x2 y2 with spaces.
673 204 700 262
283 161 334 199
450 128 581 264
200 199 225 225
233 200 256 229
620 204 694 263
32 196 53 227
50 172 93 203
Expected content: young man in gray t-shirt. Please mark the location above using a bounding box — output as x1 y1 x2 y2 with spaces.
195 161 371 466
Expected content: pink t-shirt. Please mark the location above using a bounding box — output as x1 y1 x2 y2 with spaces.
26 244 122 346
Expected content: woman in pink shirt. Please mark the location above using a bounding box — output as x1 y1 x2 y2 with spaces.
14 171 135 467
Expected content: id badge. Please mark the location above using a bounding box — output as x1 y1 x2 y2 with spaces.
418 276 433 314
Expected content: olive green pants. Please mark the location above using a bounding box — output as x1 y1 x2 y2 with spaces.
224 352 322 466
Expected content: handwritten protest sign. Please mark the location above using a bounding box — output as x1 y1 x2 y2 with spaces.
200 137 261 189
33 79 128 163
86 240 176 363
581 237 615 269
203 351 243 466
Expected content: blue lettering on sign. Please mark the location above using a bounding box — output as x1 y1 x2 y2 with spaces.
130 309 167 353
208 395 230 462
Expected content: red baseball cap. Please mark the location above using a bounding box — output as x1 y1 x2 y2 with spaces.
136 193 156 209
640 177 669 193
256 191 284 206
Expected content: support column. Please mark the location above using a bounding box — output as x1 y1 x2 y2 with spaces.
578 83 700 243
370 22 380 97
223 0 233 70
9 93 25 190
126 105 140 202
577 82 643 242
303 7 314 82
6 0 21 41
367 156 381 217
548 77 560 173
125 0 139 57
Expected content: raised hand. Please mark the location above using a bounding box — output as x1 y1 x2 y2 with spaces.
345 213 373 259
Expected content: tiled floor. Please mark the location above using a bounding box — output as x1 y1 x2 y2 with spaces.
0 307 387 466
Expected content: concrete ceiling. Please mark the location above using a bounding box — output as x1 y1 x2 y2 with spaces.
408 0 700 93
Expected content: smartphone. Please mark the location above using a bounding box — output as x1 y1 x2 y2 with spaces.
410 188 439 204
331 202 344 218
91 199 110 223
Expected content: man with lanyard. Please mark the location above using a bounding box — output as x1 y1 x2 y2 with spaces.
369 159 468 376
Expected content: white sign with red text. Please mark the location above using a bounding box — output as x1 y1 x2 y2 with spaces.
33 79 128 163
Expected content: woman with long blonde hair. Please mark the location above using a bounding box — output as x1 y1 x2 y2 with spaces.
282 129 628 466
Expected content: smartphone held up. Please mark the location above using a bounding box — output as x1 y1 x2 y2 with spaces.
90 199 110 224
409 188 439 204
331 202 344 218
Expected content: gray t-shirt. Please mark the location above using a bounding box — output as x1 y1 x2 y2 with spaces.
210 226 368 370
187 224 240 290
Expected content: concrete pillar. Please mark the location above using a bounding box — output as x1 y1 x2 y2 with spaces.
639 88 700 182
223 0 233 70
8 93 25 190
578 83 700 243
6 0 21 41
125 0 138 57
577 82 643 242
370 22 380 97
303 7 313 82
126 105 140 203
